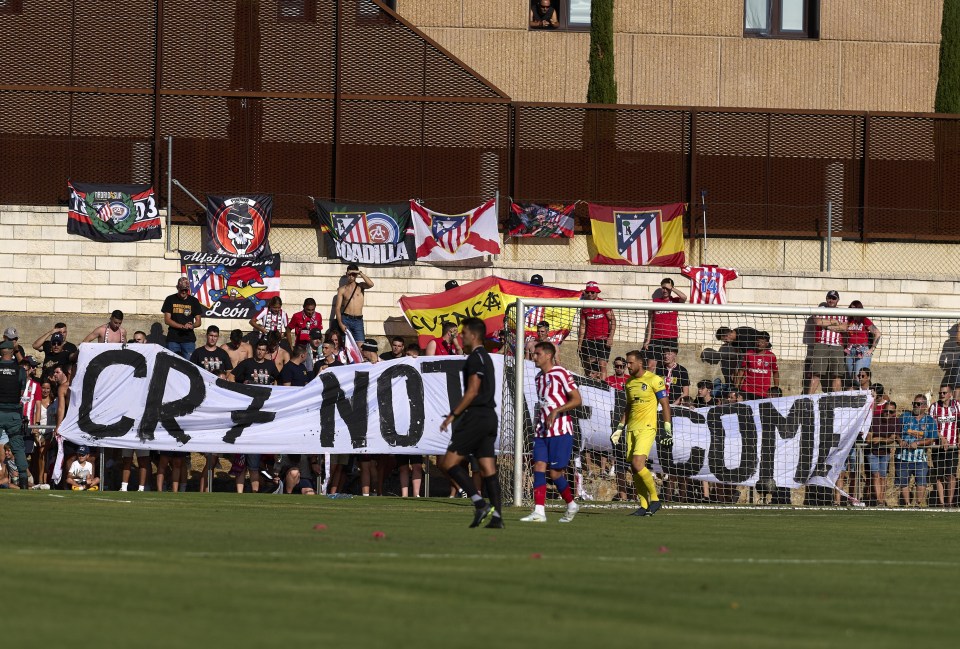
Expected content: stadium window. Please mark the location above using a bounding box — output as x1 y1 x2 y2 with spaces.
528 0 591 33
0 0 23 15
277 0 315 23
743 0 819 39
358 0 397 16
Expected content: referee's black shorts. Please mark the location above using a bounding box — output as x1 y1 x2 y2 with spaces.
447 409 498 459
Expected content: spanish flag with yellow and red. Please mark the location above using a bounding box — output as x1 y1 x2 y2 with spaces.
399 276 582 349
589 202 686 266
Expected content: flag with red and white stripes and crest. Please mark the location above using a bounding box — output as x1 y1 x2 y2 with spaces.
411 198 501 261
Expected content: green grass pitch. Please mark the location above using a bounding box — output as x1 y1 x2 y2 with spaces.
1 493 955 647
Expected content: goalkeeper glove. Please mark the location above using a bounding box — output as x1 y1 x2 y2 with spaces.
610 423 624 446
660 421 673 446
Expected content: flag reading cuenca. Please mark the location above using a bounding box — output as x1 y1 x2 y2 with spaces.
315 200 415 265
67 182 161 242
398 275 581 349
205 194 273 258
589 202 685 266
508 202 575 238
180 251 281 319
411 198 500 261
60 344 871 495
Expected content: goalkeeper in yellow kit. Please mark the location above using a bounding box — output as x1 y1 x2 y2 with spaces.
610 349 671 516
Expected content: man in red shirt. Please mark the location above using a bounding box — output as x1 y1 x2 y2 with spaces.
643 277 686 363
805 290 848 394
605 356 627 391
577 281 616 377
930 384 960 507
286 298 322 348
736 332 779 400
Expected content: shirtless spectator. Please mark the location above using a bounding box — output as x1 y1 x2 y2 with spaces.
529 0 559 29
265 331 290 373
805 290 848 394
335 263 374 343
643 278 686 363
250 296 289 340
82 310 126 344
735 332 779 400
525 321 559 362
286 298 322 349
221 329 252 369
426 322 462 356
658 348 690 405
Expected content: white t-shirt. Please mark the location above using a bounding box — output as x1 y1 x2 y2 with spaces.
69 460 93 483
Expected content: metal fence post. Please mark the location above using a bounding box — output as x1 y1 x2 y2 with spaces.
166 135 173 252
826 201 833 272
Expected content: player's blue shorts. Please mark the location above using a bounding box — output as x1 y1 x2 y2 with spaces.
532 434 574 470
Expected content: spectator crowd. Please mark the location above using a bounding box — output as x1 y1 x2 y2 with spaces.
1 267 957 510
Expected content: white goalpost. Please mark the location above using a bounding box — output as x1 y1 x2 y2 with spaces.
502 298 960 508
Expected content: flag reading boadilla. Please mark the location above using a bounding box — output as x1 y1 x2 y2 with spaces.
315 200 415 265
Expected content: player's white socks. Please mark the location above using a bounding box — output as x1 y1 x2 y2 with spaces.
138 485 145 491
534 504 545 515
120 483 128 491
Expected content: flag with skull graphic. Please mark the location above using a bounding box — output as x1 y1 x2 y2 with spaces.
205 194 273 259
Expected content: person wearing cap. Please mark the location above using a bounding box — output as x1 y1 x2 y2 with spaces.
303 328 325 374
443 279 459 291
360 339 381 364
643 277 687 363
335 263 374 344
0 340 30 489
577 281 616 377
162 277 204 359
3 326 26 363
286 297 322 349
65 445 99 491
32 323 77 379
82 310 126 344
529 274 544 286
524 320 558 362
805 290 848 394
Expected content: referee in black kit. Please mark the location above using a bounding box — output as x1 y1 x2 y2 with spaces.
439 317 504 528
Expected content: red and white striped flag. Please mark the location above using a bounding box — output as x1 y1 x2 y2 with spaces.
411 199 501 261
342 328 364 365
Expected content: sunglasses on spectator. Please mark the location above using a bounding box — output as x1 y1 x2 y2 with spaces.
885 409 897 414
940 390 952 395
614 364 625 369
913 401 925 406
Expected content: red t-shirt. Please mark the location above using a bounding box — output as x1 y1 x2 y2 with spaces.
605 374 626 391
845 317 874 347
740 350 778 397
650 296 682 339
581 304 611 340
288 310 323 345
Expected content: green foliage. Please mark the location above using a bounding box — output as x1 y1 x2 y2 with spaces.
587 0 617 104
936 0 960 113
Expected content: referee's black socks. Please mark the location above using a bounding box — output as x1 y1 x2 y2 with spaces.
483 474 502 518
448 465 483 506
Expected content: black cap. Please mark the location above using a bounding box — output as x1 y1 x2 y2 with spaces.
77 445 90 455
361 340 378 353
444 280 459 291
309 328 323 341
826 290 840 300
50 333 65 345
530 274 543 285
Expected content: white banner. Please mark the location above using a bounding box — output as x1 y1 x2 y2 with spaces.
62 345 872 489
60 344 508 455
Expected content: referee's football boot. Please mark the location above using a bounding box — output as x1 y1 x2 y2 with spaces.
485 516 505 529
470 502 495 528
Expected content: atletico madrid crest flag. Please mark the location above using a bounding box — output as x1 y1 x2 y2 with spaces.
411 198 501 261
67 181 161 243
588 202 686 266
315 200 415 266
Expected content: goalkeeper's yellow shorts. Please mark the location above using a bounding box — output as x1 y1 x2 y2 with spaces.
626 425 656 459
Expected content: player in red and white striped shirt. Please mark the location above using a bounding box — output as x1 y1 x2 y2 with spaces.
930 384 960 507
681 265 739 304
521 341 582 523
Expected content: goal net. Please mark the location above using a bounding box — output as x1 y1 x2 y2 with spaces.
498 297 960 509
